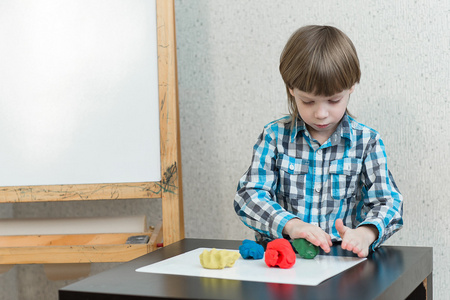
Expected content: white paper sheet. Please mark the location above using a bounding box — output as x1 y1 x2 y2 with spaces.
136 248 366 286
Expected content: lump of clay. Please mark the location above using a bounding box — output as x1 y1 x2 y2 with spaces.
199 248 240 269
264 239 296 269
292 238 319 259
239 239 264 260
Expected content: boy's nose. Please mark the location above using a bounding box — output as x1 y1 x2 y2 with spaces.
315 106 328 119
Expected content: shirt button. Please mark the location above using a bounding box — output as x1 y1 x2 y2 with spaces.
289 164 295 171
315 185 321 193
317 149 322 156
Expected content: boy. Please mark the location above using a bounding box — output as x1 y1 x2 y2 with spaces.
233 25 403 258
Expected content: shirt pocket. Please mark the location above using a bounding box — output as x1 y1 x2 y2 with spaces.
329 158 362 200
276 153 309 200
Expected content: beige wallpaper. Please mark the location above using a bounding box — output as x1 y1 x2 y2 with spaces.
2 1 448 299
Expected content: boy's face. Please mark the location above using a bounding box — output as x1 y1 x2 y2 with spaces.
289 87 354 144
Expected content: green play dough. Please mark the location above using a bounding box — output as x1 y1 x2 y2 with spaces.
292 238 319 259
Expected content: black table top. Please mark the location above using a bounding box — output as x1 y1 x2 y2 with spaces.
59 238 432 300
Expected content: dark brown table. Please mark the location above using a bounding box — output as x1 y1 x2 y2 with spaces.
59 238 432 300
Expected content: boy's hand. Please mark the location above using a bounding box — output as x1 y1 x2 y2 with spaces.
283 218 332 253
335 219 378 258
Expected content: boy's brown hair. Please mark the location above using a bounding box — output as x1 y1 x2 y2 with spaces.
279 25 361 121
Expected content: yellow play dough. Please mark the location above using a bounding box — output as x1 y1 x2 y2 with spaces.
199 249 240 269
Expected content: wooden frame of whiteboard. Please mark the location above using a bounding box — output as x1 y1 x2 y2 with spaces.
0 0 184 264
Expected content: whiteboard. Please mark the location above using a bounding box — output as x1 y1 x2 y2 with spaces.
136 248 366 286
0 0 161 186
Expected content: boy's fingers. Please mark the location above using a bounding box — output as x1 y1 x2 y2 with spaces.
335 219 348 236
302 233 329 252
327 234 333 246
322 234 332 252
342 240 352 250
298 232 316 244
358 249 368 258
307 234 321 247
297 226 332 252
315 234 331 252
321 242 331 253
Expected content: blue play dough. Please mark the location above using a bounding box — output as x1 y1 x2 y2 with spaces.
239 239 264 259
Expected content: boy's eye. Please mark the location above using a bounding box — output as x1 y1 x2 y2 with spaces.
329 98 341 103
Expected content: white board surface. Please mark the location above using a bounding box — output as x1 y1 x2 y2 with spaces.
136 248 366 286
0 0 161 186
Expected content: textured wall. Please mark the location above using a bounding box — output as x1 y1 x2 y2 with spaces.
176 0 449 299
2 1 448 299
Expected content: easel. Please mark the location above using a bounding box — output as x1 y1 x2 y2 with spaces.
0 0 184 266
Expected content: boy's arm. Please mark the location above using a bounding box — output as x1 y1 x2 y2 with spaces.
234 125 297 240
358 134 404 250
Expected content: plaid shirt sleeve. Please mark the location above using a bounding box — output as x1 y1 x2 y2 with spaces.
233 121 296 240
358 133 403 250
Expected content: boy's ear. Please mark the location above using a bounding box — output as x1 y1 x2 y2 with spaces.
349 85 356 94
288 88 295 97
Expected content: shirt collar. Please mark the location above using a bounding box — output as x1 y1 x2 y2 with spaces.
290 114 354 146
340 114 353 142
290 117 305 143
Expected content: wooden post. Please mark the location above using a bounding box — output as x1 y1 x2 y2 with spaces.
157 0 185 246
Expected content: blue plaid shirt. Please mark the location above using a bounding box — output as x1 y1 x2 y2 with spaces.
234 114 403 250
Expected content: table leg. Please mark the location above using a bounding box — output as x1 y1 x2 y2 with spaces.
406 273 432 300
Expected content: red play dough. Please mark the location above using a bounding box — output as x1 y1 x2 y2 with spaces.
264 239 296 269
